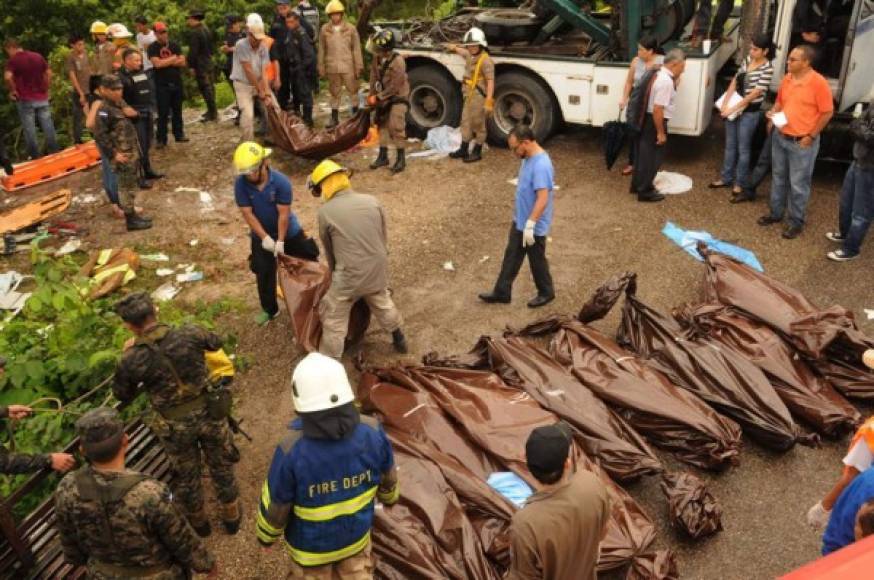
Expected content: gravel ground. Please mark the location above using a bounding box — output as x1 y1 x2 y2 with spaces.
13 107 872 579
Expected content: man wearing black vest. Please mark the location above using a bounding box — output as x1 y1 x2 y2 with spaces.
119 48 163 186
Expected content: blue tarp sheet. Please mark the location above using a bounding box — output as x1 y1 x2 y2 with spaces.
662 221 764 272
487 472 533 508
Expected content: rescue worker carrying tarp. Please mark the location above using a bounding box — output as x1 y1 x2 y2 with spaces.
447 27 495 163
257 353 399 576
318 0 363 129
307 159 409 358
368 29 409 175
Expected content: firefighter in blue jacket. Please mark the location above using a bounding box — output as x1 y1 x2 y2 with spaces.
257 352 399 576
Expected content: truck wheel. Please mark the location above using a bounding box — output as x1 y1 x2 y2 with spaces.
406 65 462 139
487 71 557 147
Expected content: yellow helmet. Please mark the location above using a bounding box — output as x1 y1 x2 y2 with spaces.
233 142 272 174
325 0 345 15
307 159 348 196
90 21 109 35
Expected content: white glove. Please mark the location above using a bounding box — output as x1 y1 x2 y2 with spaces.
806 501 831 530
261 235 276 253
274 240 285 257
522 220 536 248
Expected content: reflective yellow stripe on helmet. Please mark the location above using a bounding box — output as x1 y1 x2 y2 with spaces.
293 486 377 522
287 531 370 567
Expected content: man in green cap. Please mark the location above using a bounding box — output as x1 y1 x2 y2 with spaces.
112 292 242 538
54 407 217 578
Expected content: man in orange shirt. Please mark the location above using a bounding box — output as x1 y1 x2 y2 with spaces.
758 45 833 239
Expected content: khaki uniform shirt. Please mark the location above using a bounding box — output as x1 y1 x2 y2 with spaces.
462 51 494 97
94 42 116 76
369 52 409 101
317 189 390 298
65 51 92 94
318 21 363 76
508 470 611 580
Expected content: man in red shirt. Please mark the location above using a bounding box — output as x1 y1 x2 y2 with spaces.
758 45 834 239
3 39 59 160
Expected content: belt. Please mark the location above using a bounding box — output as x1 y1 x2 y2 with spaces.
91 561 171 577
157 393 207 421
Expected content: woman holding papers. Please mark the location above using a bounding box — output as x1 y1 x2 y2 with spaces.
709 34 774 203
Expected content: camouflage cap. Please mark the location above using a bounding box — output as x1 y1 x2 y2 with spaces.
100 74 123 90
115 292 156 324
76 407 124 459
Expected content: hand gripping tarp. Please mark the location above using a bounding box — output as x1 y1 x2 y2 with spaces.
586 272 800 451
428 336 664 483
698 246 874 400
518 316 742 471
360 365 677 577
266 105 371 159
675 303 861 437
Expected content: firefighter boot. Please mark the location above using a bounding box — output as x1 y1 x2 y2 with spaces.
392 329 408 354
188 509 212 537
370 147 389 169
449 141 469 159
221 499 242 535
326 109 340 129
390 148 406 174
125 212 153 231
464 143 483 163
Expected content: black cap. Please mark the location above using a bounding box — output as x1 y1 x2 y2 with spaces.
100 74 123 90
188 9 206 20
525 422 572 475
225 13 242 24
134 15 148 25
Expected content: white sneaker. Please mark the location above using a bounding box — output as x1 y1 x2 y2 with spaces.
827 250 858 262
825 231 845 242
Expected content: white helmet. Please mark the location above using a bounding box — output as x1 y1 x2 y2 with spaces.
463 27 487 48
291 353 354 413
107 23 133 39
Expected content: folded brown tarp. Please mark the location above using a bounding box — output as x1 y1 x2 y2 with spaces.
660 472 723 539
676 303 861 437
361 366 673 576
698 246 874 399
267 105 370 159
585 272 799 451
519 317 742 470
431 336 664 483
277 255 370 352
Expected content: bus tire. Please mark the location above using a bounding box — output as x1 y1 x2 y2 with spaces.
406 64 462 139
487 71 557 147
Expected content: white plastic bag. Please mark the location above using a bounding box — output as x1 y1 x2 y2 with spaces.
424 126 462 154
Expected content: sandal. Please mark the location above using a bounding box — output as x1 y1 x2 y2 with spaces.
708 180 731 189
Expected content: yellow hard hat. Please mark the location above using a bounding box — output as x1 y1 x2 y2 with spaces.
205 349 235 383
233 142 272 174
309 159 347 187
325 0 345 15
90 21 109 35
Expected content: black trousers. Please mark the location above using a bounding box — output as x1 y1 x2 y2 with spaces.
70 90 86 144
0 129 8 164
631 114 667 197
155 82 185 144
249 231 320 316
492 223 554 299
194 67 217 116
289 67 313 112
278 66 292 110
133 110 154 174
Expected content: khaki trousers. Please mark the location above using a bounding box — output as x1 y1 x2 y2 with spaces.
233 81 257 142
287 544 373 579
327 73 358 109
318 286 402 359
378 103 407 149
460 92 487 144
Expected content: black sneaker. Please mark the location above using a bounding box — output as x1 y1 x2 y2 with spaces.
782 224 803 239
827 249 858 262
825 231 845 242
757 215 781 226
175 136 190 143
478 292 511 304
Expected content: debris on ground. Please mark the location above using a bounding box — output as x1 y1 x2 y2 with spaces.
654 171 694 194
151 281 181 302
0 270 32 313
140 253 170 262
52 239 82 257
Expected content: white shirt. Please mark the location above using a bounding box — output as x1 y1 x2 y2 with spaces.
137 31 157 71
647 67 676 119
843 439 874 473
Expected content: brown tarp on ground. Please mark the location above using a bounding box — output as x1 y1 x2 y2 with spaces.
360 366 675 576
698 247 874 399
277 255 370 352
659 472 723 539
266 105 371 159
675 303 861 437
584 272 800 451
519 316 743 470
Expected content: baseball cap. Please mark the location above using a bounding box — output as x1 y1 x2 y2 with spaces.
76 408 124 460
276 0 290 4
525 422 572 476
188 9 206 20
154 21 168 33
100 74 123 90
246 13 266 39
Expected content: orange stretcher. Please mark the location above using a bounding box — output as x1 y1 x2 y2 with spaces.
780 535 874 580
1 142 101 192
0 189 72 235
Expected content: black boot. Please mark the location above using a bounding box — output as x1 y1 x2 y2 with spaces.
125 212 153 231
326 109 339 129
370 147 389 169
463 143 483 163
390 148 406 174
143 169 165 180
351 106 359 115
392 329 408 354
138 178 153 190
303 106 314 128
449 141 469 159
0 157 12 175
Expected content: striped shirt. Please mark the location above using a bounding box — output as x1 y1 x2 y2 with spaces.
737 57 773 105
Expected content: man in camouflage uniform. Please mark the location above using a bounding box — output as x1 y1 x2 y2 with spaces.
0 356 76 474
54 407 217 579
112 293 241 537
93 74 153 231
